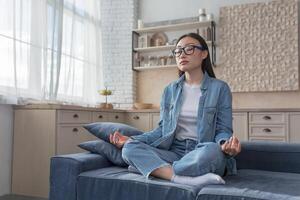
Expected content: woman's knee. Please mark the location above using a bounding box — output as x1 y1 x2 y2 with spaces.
173 142 225 176
196 142 225 173
196 142 223 157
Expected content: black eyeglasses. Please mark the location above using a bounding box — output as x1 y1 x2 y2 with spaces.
172 45 206 57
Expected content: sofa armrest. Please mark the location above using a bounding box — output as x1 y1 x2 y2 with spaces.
236 141 300 174
49 152 111 200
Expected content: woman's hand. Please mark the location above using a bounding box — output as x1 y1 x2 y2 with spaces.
109 131 130 149
221 136 241 156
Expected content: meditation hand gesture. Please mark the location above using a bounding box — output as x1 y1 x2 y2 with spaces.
109 131 130 149
221 136 241 156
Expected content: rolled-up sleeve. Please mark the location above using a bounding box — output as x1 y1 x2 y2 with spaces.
214 82 233 144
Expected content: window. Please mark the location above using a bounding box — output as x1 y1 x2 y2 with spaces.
0 0 102 106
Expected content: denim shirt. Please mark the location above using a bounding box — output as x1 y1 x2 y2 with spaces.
132 72 237 174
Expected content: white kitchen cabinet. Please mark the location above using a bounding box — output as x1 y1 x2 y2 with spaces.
232 112 248 141
248 112 288 142
289 112 300 142
108 112 125 123
126 112 151 131
12 106 126 198
151 112 160 129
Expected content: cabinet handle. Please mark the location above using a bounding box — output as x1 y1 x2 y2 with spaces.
98 115 103 119
133 115 140 120
115 115 119 119
73 114 79 118
263 116 271 120
72 128 79 132
263 128 272 133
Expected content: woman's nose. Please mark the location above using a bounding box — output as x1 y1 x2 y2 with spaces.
178 52 187 58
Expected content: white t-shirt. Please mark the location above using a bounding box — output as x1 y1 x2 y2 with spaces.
175 81 202 141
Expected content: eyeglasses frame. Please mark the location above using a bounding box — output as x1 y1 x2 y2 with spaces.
171 45 207 57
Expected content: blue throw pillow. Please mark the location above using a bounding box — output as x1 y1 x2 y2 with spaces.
83 122 143 142
78 139 127 167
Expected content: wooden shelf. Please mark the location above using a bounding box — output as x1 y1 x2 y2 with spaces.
134 45 175 52
133 65 177 71
133 21 213 34
132 19 216 69
134 41 213 53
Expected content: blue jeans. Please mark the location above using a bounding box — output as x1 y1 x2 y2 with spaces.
122 139 226 178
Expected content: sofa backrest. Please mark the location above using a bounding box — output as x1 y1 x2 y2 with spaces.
235 141 300 174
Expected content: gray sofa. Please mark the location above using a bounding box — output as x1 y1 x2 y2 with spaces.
49 141 300 200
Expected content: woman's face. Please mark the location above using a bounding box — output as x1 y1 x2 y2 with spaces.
174 36 207 73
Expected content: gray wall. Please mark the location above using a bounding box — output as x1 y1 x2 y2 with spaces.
0 105 13 196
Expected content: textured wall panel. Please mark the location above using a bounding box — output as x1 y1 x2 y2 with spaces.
219 0 299 92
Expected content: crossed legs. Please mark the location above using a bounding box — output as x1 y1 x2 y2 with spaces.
122 140 226 187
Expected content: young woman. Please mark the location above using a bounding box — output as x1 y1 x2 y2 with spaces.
109 33 241 188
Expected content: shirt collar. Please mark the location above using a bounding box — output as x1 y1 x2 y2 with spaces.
176 71 211 90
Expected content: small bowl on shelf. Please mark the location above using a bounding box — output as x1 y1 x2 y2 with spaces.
133 102 153 110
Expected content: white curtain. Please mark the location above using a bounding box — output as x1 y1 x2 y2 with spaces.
0 0 103 106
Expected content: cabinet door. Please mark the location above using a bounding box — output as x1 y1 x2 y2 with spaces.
151 113 160 129
232 112 248 141
56 125 97 155
108 112 125 123
289 112 300 142
126 113 151 131
12 109 56 198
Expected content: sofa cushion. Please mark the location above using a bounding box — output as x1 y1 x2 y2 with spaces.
197 169 300 200
236 141 300 174
83 122 143 142
77 166 198 200
78 139 127 167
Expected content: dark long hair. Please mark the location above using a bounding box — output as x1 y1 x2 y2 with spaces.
175 33 216 78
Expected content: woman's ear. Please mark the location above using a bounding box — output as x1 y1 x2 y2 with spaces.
202 50 208 59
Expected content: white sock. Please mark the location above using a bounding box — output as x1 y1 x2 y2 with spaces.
171 173 225 188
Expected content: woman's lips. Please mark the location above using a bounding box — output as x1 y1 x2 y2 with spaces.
180 60 189 65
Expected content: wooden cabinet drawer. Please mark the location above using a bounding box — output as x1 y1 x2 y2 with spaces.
249 137 286 142
92 112 109 122
108 112 125 123
58 110 91 124
126 113 150 131
249 125 286 137
249 112 285 124
56 125 96 154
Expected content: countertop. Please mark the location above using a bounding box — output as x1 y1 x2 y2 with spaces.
13 103 300 112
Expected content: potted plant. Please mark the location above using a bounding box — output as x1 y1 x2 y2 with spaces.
98 87 113 109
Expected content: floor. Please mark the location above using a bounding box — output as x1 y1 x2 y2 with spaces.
0 195 47 200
